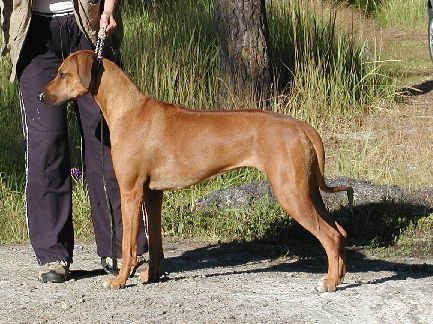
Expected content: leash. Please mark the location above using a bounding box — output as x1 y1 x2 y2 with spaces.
95 25 118 275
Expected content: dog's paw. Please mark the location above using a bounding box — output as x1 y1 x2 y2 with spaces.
139 269 161 283
138 269 153 283
316 277 337 293
103 277 126 289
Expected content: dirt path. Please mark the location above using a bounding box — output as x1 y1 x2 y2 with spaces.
1 240 432 323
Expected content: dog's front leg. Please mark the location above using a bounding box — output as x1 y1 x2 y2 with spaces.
104 187 143 289
139 188 164 283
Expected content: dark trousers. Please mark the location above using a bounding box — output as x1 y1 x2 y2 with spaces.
17 13 147 265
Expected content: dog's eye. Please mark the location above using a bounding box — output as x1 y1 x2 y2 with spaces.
58 72 66 79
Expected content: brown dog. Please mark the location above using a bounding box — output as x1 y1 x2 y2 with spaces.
40 50 352 292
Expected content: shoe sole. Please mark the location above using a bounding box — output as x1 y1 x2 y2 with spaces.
39 271 67 283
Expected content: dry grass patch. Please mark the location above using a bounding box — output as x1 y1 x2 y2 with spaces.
326 92 433 187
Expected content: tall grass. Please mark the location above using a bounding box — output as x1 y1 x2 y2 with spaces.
0 56 22 190
268 1 393 126
0 0 396 243
335 0 425 27
120 0 393 124
121 0 219 108
338 0 380 15
0 173 27 244
376 0 425 27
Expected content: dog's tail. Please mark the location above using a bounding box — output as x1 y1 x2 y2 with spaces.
304 125 354 210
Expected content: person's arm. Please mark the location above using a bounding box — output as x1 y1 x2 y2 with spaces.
98 0 118 38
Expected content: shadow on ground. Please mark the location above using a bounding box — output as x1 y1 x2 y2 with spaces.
400 79 433 96
160 239 433 286
160 198 433 285
69 268 107 281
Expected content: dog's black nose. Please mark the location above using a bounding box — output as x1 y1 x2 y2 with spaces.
37 92 45 101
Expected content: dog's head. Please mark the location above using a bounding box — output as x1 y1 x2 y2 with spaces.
39 50 97 106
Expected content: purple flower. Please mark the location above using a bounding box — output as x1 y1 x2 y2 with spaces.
71 168 82 181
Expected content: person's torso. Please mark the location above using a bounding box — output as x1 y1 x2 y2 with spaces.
2 0 122 81
32 0 74 15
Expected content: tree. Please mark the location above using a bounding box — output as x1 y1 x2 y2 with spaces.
216 0 272 106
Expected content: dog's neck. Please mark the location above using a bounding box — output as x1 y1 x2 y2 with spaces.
92 59 145 127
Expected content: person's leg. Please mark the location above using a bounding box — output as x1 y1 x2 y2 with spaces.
70 17 147 261
17 15 74 277
74 97 124 258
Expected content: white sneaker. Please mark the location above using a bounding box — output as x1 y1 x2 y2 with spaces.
101 255 146 277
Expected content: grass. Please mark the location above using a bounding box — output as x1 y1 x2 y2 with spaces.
394 214 433 256
324 0 432 189
0 0 431 254
0 173 27 244
71 178 94 241
121 0 218 108
162 168 270 240
344 0 381 15
376 0 426 28
267 0 394 126
364 211 433 258
164 193 287 241
0 57 22 190
334 0 425 26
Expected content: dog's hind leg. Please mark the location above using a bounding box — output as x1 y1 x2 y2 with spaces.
265 160 346 292
307 181 347 288
139 188 164 283
272 182 345 291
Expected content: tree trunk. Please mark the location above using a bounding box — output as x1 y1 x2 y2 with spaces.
216 0 272 107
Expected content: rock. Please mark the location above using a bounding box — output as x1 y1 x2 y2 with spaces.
192 180 273 213
193 177 433 214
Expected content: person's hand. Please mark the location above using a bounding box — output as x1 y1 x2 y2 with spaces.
98 10 117 38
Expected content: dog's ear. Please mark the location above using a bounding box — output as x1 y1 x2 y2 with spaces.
76 52 95 89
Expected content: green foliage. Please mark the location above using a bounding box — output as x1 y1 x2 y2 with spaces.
121 0 219 108
71 178 94 241
0 104 24 191
0 173 27 243
164 192 294 242
392 213 433 256
268 0 393 125
376 0 425 27
345 0 380 15
0 47 23 189
0 59 18 109
341 199 432 247
335 0 425 27
162 169 272 240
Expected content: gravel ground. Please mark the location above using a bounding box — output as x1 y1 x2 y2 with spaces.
1 240 433 324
